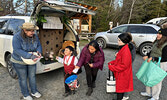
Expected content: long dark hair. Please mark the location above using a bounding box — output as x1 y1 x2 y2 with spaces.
88 40 100 52
127 32 137 48
154 35 167 48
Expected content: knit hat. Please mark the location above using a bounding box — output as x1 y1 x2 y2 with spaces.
20 22 39 30
158 28 167 36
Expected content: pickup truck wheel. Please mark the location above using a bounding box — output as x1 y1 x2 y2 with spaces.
6 54 17 79
139 43 152 56
97 38 106 48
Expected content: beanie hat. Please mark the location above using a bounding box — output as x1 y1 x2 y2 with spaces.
158 28 167 36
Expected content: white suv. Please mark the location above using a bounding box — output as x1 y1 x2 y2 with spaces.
0 1 95 79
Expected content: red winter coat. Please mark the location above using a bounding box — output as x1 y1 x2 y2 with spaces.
108 44 133 93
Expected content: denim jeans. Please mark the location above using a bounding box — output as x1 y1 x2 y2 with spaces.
13 63 38 97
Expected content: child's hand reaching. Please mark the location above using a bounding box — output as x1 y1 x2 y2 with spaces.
56 56 59 60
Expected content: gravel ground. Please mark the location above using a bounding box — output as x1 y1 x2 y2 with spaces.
0 47 167 100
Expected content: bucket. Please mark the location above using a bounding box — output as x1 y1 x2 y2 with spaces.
65 75 79 90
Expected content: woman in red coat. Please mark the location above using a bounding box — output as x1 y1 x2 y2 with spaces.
108 33 134 100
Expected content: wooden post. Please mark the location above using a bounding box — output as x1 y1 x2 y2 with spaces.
79 18 82 34
88 15 92 33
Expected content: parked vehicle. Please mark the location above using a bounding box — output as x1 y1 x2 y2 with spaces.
94 24 160 56
146 17 167 26
0 0 95 79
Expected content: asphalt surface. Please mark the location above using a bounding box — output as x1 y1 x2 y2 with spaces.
0 47 167 100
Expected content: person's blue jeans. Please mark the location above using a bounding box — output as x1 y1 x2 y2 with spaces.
13 63 38 97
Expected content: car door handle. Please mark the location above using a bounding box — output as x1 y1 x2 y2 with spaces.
139 35 144 37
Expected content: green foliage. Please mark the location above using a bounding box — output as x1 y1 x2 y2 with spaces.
90 0 167 32
36 14 47 25
2 0 167 32
0 8 3 11
61 16 71 25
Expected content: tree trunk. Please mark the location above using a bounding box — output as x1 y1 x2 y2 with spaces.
128 0 137 24
10 0 15 14
106 0 113 20
25 0 27 14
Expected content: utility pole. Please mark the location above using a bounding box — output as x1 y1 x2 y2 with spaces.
25 0 27 14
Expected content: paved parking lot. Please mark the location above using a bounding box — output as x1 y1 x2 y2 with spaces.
0 47 167 100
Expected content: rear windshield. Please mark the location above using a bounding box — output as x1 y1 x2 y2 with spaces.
7 18 25 35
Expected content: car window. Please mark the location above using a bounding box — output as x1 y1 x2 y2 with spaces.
112 26 128 33
0 19 9 34
144 26 157 34
128 26 145 33
7 18 25 35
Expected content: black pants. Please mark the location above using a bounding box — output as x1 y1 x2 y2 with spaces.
84 65 99 88
64 73 74 92
117 93 124 100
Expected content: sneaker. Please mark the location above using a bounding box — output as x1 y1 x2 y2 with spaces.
122 96 129 100
92 82 96 88
148 98 156 100
63 91 71 97
23 96 33 100
140 92 151 97
86 87 93 96
31 92 41 98
71 90 76 95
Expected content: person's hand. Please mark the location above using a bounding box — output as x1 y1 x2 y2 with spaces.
147 57 152 62
36 51 41 58
33 58 39 62
56 56 59 60
143 56 148 60
115 52 118 57
89 63 93 67
31 54 39 62
75 66 80 69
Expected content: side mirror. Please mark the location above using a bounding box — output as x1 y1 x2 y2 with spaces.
107 30 112 33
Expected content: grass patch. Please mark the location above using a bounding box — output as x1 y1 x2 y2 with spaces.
79 40 89 46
